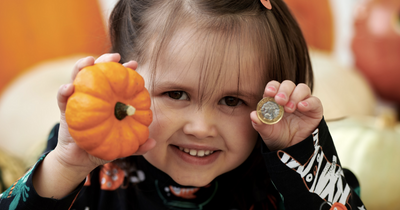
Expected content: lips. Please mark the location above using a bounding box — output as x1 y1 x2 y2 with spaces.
171 145 220 165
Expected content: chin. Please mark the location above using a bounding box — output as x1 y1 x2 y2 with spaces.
169 171 217 187
173 178 213 187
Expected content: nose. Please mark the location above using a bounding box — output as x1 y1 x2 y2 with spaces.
182 108 218 140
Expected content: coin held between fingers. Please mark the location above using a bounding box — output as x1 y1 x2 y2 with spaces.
256 97 284 125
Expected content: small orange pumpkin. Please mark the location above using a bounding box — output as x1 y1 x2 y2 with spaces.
65 62 152 161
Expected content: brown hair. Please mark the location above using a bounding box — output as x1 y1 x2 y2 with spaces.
109 0 313 90
109 0 313 209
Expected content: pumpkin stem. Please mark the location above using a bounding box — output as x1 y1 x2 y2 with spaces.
115 102 136 120
375 109 397 129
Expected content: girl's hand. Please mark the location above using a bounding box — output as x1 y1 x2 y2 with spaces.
33 53 156 199
55 53 156 170
250 80 323 151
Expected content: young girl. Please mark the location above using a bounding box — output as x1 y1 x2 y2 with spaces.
0 0 365 209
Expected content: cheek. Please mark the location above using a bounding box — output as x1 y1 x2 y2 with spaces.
144 109 174 167
224 118 259 160
147 105 181 142
148 111 168 142
239 127 258 153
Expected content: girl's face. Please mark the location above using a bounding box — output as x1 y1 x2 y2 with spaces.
137 30 266 187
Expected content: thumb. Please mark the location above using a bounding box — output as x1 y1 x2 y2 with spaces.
250 111 272 137
250 111 284 151
123 60 139 70
132 138 156 156
250 111 262 127
57 83 74 113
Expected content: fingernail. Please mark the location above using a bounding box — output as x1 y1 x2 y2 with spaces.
277 93 286 100
267 86 276 92
251 119 258 125
286 101 294 109
300 101 308 107
123 60 134 67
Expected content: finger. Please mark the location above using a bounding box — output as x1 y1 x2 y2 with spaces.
250 110 264 128
264 80 280 97
94 53 121 64
250 111 264 139
250 110 274 136
132 138 156 155
57 83 75 113
123 60 138 70
285 83 311 113
71 56 95 82
297 96 323 118
274 80 296 106
250 111 282 148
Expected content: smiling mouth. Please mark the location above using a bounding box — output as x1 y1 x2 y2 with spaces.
175 146 216 157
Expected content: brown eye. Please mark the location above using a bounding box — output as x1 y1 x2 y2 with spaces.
167 91 188 100
220 97 243 107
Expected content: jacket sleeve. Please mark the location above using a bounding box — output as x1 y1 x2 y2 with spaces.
262 118 366 210
0 124 84 210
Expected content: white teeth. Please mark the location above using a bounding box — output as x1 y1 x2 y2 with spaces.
189 149 197 156
197 150 205 157
178 147 215 157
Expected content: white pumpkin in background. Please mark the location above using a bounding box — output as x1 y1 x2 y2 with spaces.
328 111 400 210
310 50 377 120
0 55 88 167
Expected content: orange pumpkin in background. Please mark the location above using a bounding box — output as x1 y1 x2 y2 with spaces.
284 0 334 52
65 62 153 161
352 0 400 105
0 0 109 96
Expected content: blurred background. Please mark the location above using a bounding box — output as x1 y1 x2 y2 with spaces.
0 0 399 209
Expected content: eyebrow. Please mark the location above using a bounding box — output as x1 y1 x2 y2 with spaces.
152 81 195 93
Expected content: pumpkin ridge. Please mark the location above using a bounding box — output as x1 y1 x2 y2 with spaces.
86 119 121 160
124 67 145 99
78 92 114 108
132 110 153 126
126 117 149 145
69 117 114 150
74 67 114 101
128 89 151 110
125 118 141 146
97 62 129 97
66 93 113 130
118 121 140 157
95 64 121 99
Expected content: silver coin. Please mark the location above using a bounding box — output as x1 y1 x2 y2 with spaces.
256 97 284 124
